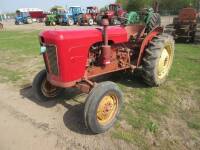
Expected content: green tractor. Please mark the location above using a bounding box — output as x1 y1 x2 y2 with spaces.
45 7 66 26
123 8 161 32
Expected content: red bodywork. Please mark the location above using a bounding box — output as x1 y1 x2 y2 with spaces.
29 11 47 20
101 3 127 22
40 26 162 88
80 7 99 23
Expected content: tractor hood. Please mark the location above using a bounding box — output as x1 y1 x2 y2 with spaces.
40 26 128 45
39 26 128 84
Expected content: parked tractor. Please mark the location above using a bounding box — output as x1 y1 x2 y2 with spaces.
124 8 161 33
0 23 3 30
78 6 99 26
165 7 200 43
59 6 83 26
97 3 127 25
45 7 65 26
33 13 174 133
15 10 33 25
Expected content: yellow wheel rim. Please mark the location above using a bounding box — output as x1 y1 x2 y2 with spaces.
97 94 118 125
157 44 173 79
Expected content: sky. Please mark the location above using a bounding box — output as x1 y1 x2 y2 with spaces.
0 0 115 13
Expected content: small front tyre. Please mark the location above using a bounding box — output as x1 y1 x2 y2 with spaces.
67 18 74 26
84 81 123 134
88 18 94 26
32 69 64 101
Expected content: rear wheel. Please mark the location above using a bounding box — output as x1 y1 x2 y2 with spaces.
142 34 175 86
97 15 102 25
84 81 123 134
146 13 161 33
15 21 19 25
0 23 3 29
194 24 200 44
111 17 120 25
32 69 64 101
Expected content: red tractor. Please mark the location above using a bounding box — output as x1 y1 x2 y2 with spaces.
97 3 127 25
78 6 99 26
33 17 174 133
165 7 200 43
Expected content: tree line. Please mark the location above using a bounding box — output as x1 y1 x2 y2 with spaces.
116 0 200 15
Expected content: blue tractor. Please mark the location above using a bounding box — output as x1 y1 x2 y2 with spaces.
59 6 83 26
15 10 33 25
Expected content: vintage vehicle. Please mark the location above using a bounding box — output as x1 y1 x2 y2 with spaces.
165 7 200 43
59 6 83 26
97 3 127 25
45 7 66 26
33 13 174 133
78 6 99 26
0 22 3 30
15 8 46 24
15 10 33 25
123 8 161 33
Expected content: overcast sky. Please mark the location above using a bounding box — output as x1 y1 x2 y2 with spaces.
0 0 115 13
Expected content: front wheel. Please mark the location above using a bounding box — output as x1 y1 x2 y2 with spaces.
67 18 74 26
88 18 94 26
84 81 123 134
50 21 56 26
32 70 64 101
142 34 175 86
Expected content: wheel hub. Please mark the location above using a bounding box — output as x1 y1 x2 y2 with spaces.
97 95 118 125
158 47 171 79
41 79 59 98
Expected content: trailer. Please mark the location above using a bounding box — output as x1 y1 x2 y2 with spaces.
16 8 46 24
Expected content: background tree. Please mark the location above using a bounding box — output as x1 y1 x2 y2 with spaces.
116 0 200 15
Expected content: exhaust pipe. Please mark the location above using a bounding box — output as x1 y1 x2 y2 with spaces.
101 18 111 65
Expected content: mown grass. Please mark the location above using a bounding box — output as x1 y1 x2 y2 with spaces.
0 30 43 85
0 30 40 55
0 30 200 149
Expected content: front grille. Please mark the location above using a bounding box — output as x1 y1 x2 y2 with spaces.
46 45 59 75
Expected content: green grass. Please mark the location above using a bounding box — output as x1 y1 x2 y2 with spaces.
0 30 40 55
0 30 43 85
0 67 22 82
0 30 200 149
114 44 200 149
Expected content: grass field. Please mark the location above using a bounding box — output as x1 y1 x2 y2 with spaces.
0 30 200 149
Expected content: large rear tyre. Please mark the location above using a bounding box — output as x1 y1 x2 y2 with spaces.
111 17 120 25
97 15 103 25
142 34 175 86
84 81 123 134
0 23 3 29
194 24 200 44
32 69 64 101
146 13 161 33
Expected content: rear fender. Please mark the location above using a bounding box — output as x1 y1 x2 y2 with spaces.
136 27 163 67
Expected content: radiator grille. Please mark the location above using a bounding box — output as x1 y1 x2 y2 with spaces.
46 45 59 75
